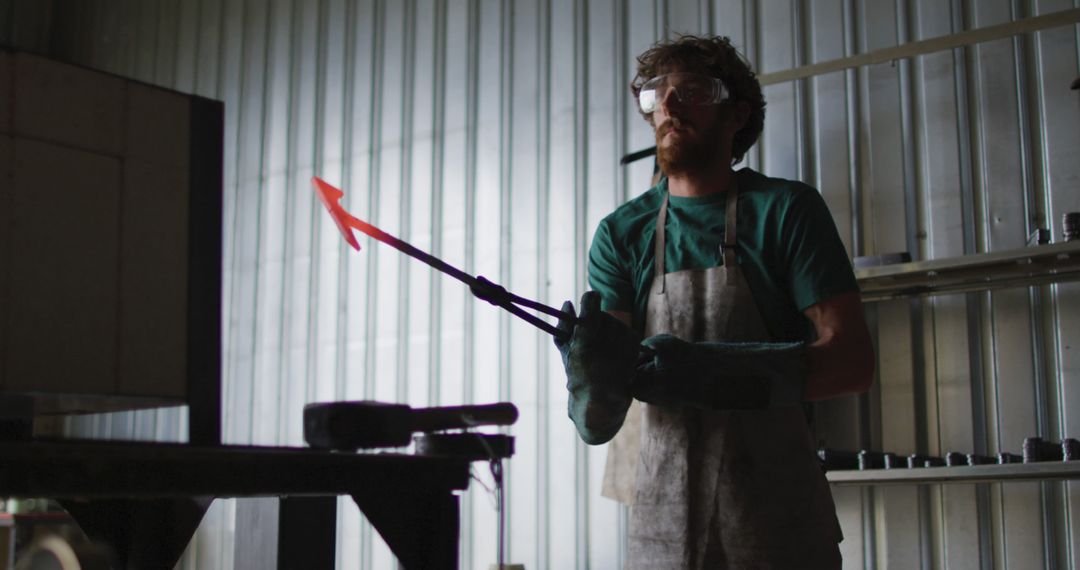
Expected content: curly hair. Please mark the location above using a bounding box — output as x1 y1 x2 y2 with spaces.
631 35 765 164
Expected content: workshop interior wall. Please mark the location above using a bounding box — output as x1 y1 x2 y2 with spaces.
4 0 1079 568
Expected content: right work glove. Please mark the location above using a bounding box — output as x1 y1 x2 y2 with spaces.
632 334 807 410
554 291 641 445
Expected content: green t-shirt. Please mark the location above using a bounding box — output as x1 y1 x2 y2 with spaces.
588 168 857 342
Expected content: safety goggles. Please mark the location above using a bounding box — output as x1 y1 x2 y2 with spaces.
638 73 729 114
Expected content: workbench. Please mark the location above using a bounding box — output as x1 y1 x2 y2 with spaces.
0 439 472 569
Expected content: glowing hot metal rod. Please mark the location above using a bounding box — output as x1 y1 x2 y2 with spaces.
312 177 574 340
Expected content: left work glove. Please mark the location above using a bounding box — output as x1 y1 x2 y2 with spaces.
555 291 641 445
632 334 807 410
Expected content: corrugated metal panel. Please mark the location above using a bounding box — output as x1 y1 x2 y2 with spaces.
3 0 1078 567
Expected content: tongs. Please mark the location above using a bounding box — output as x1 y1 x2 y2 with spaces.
312 177 574 340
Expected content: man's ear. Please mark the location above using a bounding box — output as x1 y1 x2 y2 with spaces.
728 100 751 130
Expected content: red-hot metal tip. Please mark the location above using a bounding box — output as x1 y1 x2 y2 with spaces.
312 176 361 251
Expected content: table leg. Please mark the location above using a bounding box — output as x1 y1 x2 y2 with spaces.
60 497 211 569
235 496 337 570
351 489 459 569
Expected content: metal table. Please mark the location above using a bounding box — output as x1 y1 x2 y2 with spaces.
0 439 472 569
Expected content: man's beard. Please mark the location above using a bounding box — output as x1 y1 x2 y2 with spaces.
655 117 722 176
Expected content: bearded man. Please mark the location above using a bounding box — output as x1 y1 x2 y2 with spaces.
554 35 875 569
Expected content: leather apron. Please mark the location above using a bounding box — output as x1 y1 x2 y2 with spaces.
602 181 842 569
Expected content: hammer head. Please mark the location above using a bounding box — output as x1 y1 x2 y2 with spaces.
303 401 413 450
312 176 361 250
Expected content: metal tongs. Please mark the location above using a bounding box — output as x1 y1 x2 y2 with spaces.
312 177 574 340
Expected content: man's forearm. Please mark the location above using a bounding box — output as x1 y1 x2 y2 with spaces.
803 292 875 400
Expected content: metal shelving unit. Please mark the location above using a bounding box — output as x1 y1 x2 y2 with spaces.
827 461 1080 486
855 240 1080 303
845 241 1080 485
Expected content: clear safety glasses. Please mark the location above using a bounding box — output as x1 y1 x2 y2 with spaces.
638 73 728 114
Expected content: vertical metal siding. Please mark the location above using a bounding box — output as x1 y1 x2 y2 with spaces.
5 0 1078 567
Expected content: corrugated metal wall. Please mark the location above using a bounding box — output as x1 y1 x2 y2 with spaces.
4 0 1079 568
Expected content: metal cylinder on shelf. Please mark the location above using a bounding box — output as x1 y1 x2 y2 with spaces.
1064 212 1080 241
1024 437 1064 463
945 452 966 467
966 454 994 466
882 453 904 469
1063 438 1080 461
997 452 1023 464
858 450 885 470
907 454 936 469
817 449 860 471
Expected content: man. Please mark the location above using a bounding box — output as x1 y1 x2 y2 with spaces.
555 35 874 569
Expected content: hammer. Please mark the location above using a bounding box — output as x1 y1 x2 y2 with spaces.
304 401 519 451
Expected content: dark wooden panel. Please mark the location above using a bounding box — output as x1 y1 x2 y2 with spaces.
0 133 10 393
7 138 120 395
117 159 189 399
0 50 11 132
12 53 125 156
186 95 223 445
124 81 190 167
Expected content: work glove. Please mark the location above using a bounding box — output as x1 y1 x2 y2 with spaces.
555 291 641 445
632 334 807 410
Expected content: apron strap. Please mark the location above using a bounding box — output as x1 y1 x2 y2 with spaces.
654 195 669 293
656 175 739 284
723 176 739 269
